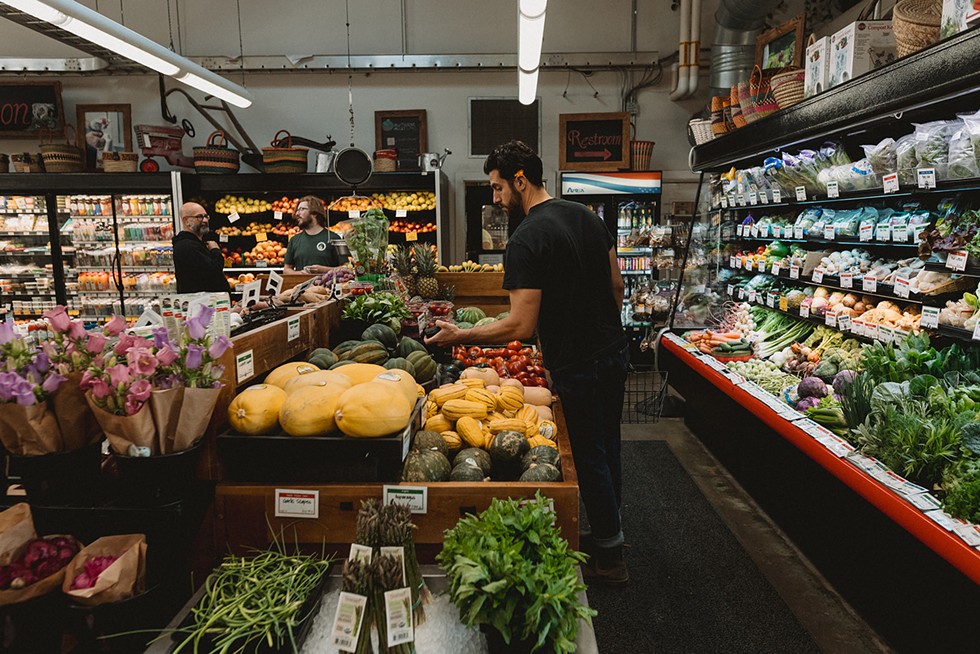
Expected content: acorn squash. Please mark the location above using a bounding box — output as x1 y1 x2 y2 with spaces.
228 384 287 435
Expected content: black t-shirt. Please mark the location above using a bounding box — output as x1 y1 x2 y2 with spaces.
172 231 231 294
502 198 624 373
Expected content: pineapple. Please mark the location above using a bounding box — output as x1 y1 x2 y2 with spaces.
413 243 439 299
392 245 417 297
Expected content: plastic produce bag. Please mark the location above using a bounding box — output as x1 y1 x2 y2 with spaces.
862 137 897 176
947 119 979 180
913 121 953 179
895 133 919 185
346 208 390 275
962 109 980 173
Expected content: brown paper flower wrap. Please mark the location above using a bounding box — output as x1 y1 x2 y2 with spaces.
0 505 80 606
172 386 220 454
149 387 183 456
0 402 65 456
86 393 157 456
62 534 146 607
51 372 103 452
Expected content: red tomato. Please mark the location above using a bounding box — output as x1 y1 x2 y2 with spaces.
529 377 549 387
494 366 509 378
492 356 506 368
507 341 522 352
467 346 483 358
515 372 531 384
520 347 534 356
474 356 488 364
528 364 545 376
506 360 527 375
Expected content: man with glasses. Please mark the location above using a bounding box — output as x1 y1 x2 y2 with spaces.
283 196 341 275
172 201 231 294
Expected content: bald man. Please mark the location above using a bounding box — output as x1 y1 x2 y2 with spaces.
172 201 231 294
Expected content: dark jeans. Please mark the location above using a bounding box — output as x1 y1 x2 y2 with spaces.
552 341 629 548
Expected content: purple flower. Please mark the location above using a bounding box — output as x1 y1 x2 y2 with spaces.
185 344 204 370
107 364 130 388
0 372 16 402
185 314 208 341
0 319 15 345
103 315 126 337
155 344 178 367
41 372 66 394
90 378 110 400
12 377 35 406
67 320 87 341
127 347 158 377
151 326 172 349
43 306 70 332
33 352 50 374
208 336 233 359
128 378 152 403
85 332 108 355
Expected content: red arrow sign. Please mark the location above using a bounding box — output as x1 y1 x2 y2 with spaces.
575 148 612 160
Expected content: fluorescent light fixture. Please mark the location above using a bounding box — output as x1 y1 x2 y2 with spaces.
3 0 253 107
519 0 547 18
518 10 546 71
518 67 538 105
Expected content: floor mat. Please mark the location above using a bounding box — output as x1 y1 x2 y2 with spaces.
586 440 820 653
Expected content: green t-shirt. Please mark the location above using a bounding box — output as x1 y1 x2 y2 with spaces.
284 229 341 269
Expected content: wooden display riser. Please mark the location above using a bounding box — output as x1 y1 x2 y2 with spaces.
436 272 508 316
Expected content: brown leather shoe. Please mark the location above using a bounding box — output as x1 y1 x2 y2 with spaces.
582 545 629 587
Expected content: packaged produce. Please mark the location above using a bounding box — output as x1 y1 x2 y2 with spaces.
347 208 390 275
948 119 979 180
913 120 953 179
895 133 920 185
862 137 897 176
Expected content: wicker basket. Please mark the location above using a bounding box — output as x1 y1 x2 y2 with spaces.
770 67 806 110
11 153 43 173
193 131 240 174
373 148 397 173
688 119 714 145
737 79 757 123
262 130 308 173
101 151 138 173
722 98 736 132
39 126 83 173
749 65 779 121
730 85 747 128
894 0 941 57
710 96 729 136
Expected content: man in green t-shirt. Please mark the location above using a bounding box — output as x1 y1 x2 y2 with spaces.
283 195 342 274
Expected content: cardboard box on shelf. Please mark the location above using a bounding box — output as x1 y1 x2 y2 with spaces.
804 36 831 98
829 21 897 89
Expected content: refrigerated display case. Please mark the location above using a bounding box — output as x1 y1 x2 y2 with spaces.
0 194 67 321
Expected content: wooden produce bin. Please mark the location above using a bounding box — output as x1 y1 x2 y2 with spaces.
436 272 508 316
212 398 580 559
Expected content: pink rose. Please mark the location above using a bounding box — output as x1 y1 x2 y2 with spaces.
67 320 87 341
107 364 130 388
127 347 158 377
90 378 110 400
85 332 108 355
155 344 178 367
103 315 126 337
128 378 152 402
43 306 70 332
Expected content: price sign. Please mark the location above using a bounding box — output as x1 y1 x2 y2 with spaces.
738 287 746 300
273 210 283 221
840 272 853 289
826 180 839 198
219 234 228 243
876 225 890 242
266 270 284 296
348 210 361 218
721 196 729 208
750 224 759 238
228 211 241 224
838 314 852 332
758 223 769 238
736 224 743 237
894 276 910 298
748 191 758 205
747 289 757 303
396 209 408 218
920 306 940 329
917 167 937 189
771 261 782 276
800 304 810 318
287 316 301 342
727 284 734 297
729 194 737 207
825 312 838 327
767 292 776 308
867 322 880 341
275 488 319 519
824 224 836 240
794 226 805 240
735 255 742 269
862 275 877 293
255 232 267 242
729 256 736 268
811 268 824 284
795 186 807 201
946 250 969 271
881 326 896 344
405 231 418 242
789 264 800 280
883 172 899 194
760 191 769 205
773 188 782 203
737 194 746 206
860 224 874 242
235 349 254 383
892 225 908 243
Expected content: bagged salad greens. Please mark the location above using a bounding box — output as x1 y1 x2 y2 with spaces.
862 138 898 176
914 120 953 179
795 207 822 237
962 109 980 174
832 208 862 237
895 134 919 185
948 118 979 180
346 208 390 274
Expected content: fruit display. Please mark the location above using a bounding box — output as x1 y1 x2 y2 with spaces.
270 223 301 238
371 191 436 211
329 196 379 213
450 340 548 387
243 240 286 266
389 220 436 234
214 195 272 215
438 260 504 273
270 196 304 214
215 223 277 237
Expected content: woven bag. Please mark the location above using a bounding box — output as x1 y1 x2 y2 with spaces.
101 151 138 173
193 131 240 174
262 130 308 173
894 0 941 57
749 65 779 120
737 79 757 123
39 126 83 173
11 153 43 173
722 98 736 132
730 86 747 128
770 67 806 110
710 96 728 136
688 119 714 145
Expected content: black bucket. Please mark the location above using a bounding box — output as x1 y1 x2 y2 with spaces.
112 439 204 506
64 585 163 654
0 588 67 652
8 441 102 504
480 624 538 654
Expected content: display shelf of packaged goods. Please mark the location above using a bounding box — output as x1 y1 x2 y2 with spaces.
80 289 170 297
73 265 174 273
224 266 285 273
0 231 52 237
1 293 57 300
735 235 920 249
724 264 929 305
72 240 172 246
923 259 980 278
691 30 980 172
659 335 980 585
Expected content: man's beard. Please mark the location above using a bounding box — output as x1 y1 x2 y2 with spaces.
298 215 312 229
505 187 525 221
192 223 209 238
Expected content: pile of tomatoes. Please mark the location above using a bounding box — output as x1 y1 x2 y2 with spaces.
451 341 549 387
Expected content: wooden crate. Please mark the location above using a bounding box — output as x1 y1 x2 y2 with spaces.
435 272 508 316
212 399 580 559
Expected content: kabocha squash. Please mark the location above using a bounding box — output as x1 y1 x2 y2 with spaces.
279 384 346 436
489 430 530 470
361 323 398 351
423 413 453 433
307 348 338 370
348 341 389 365
464 388 496 411
456 416 485 448
335 383 413 438
413 430 449 457
442 399 488 422
441 430 463 452
395 336 427 359
519 462 562 482
372 369 419 406
384 357 417 379
332 339 363 360
329 362 387 386
429 384 467 407
453 447 493 475
282 370 353 395
265 362 319 389
450 462 487 481
522 444 561 471
401 449 451 482
406 351 436 383
228 384 287 435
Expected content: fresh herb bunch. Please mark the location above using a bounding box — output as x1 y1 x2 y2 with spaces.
438 491 595 653
372 555 415 654
342 292 411 332
839 371 876 436
943 459 980 524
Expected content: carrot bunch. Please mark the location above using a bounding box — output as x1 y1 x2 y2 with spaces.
685 330 746 354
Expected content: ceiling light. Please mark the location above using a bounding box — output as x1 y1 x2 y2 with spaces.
177 71 252 108
518 10 546 71
518 68 538 105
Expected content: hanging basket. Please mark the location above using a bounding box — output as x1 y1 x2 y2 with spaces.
101 151 139 173
262 130 308 173
11 153 43 173
893 0 942 57
770 67 806 110
749 65 779 121
193 131 241 174
39 126 83 173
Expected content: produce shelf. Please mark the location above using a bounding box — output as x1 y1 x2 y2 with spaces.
660 335 980 585
924 260 980 279
73 265 173 273
724 265 928 305
735 235 919 249
937 324 979 344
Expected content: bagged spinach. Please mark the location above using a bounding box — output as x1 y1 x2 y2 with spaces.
896 133 919 185
962 109 980 173
914 120 953 179
862 138 897 176
948 118 979 180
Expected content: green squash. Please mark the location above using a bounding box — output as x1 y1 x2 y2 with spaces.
395 336 428 359
329 360 356 370
384 357 418 379
521 445 561 471
473 317 497 327
406 351 436 383
361 323 398 351
489 430 530 472
401 449 451 482
450 462 487 482
332 339 363 360
348 340 388 365
519 462 562 482
308 348 338 370
412 430 449 457
453 448 492 475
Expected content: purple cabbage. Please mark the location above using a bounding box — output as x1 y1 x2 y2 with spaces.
796 396 821 411
798 376 828 399
832 370 858 395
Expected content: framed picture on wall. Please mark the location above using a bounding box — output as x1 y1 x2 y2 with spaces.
0 81 64 139
375 109 427 171
755 15 806 71
75 103 132 171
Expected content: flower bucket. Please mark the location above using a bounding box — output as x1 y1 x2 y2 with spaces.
112 438 204 506
7 441 102 504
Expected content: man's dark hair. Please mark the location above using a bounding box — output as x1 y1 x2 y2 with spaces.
484 140 544 186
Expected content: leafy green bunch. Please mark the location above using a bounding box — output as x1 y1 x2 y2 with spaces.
438 492 595 653
342 292 410 332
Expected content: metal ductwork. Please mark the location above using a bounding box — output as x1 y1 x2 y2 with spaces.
708 0 782 99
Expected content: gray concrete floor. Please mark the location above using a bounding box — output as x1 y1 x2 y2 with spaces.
622 417 893 654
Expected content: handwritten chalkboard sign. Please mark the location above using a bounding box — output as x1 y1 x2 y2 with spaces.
375 109 427 171
559 112 630 171
0 81 64 139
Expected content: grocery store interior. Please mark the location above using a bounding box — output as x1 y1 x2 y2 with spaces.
1 0 980 652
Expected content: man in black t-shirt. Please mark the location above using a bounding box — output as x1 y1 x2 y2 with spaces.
172 202 231 294
426 141 629 586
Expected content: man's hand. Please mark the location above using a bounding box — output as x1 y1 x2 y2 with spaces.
424 320 463 347
304 265 329 274
206 240 220 251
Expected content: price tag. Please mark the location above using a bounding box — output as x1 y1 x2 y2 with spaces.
880 326 895 344
273 210 283 221
883 172 899 194
924 510 958 531
287 316 300 342
946 250 969 271
920 306 940 329
972 320 980 342
866 322 880 341
737 194 746 206
228 211 241 223
825 312 838 327
219 234 228 243
331 592 368 651
826 180 839 198
892 225 908 243
406 231 418 242
894 276 910 298
235 349 254 383
384 587 415 647
905 492 942 511
396 209 408 218
771 261 782 276
736 224 744 237
348 210 361 218
721 196 729 208
860 223 874 242
266 270 283 296
862 275 877 293
796 418 835 441
840 272 853 289
729 256 736 268
383 485 428 514
255 232 267 242
767 292 776 308
348 544 373 564
747 289 757 303
750 224 759 238
758 223 769 238
738 287 746 300
876 225 890 242
773 188 782 203
790 264 800 280
800 304 810 318
275 488 319 518
794 226 805 240
748 191 758 205
729 194 737 207
838 313 852 332
727 284 734 297
953 523 980 547
824 224 836 240
917 167 937 189
812 268 824 284
760 191 769 205
795 186 806 201
735 255 742 269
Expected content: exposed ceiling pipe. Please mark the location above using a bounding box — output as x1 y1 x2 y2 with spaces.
668 0 691 101
708 0 781 100
686 0 702 98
